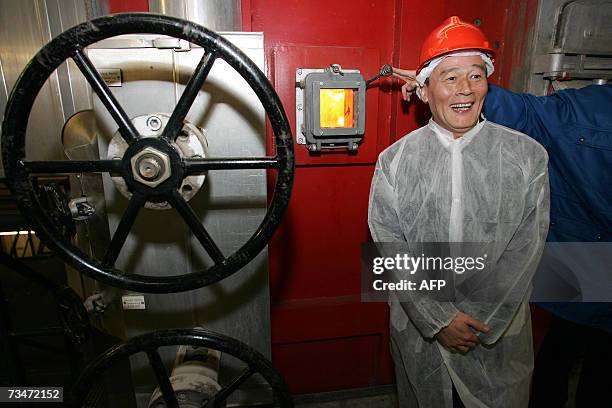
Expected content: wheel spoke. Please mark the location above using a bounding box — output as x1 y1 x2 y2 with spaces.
162 50 216 141
167 190 225 264
101 192 147 268
21 160 122 174
145 348 179 408
203 367 254 408
184 157 279 173
72 48 139 144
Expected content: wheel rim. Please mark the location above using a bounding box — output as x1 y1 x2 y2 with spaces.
69 328 293 408
2 13 294 293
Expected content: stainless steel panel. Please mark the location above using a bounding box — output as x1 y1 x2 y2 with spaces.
0 56 8 121
523 0 562 94
525 0 612 94
0 0 66 176
0 0 96 176
88 33 270 405
45 0 96 120
556 1 612 55
149 0 242 30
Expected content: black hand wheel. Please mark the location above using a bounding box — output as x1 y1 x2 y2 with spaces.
2 14 294 293
69 328 293 408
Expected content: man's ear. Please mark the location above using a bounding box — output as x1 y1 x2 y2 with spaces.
420 84 429 104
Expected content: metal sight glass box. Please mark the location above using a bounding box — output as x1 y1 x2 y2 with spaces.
296 64 366 152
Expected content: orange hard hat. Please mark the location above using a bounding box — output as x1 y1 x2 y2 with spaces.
416 16 495 75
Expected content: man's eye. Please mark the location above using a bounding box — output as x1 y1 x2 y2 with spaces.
471 74 483 79
446 76 456 81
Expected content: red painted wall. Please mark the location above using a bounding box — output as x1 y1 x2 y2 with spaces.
108 0 148 13
248 0 399 393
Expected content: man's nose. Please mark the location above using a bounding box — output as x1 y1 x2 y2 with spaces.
456 77 473 95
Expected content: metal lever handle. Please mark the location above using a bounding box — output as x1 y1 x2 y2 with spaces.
366 64 393 85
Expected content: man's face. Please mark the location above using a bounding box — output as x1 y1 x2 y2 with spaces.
421 55 488 138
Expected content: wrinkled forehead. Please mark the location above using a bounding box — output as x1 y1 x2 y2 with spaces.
430 55 487 77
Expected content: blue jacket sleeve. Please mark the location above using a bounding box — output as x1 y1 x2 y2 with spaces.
483 84 555 147
483 83 612 148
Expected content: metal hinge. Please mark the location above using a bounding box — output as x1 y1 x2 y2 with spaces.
152 38 191 52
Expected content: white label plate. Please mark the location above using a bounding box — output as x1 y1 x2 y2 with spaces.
122 295 145 310
98 68 122 87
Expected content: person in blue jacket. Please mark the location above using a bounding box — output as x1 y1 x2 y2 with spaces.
392 67 612 407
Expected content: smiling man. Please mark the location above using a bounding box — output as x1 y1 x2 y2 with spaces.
368 17 550 407
420 55 487 137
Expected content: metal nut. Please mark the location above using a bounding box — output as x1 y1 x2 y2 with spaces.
130 146 171 188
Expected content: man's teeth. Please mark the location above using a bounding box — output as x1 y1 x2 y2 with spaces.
450 103 473 112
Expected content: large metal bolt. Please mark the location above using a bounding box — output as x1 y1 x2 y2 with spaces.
137 154 164 180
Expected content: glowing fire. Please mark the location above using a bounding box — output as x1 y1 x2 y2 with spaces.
319 89 354 128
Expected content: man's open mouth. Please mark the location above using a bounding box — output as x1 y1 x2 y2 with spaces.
450 102 474 112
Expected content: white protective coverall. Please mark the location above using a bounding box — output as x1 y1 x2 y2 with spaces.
368 118 550 408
